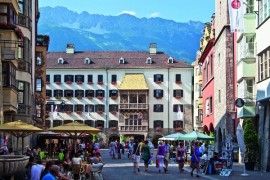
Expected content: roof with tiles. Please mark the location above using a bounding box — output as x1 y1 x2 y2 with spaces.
118 74 149 90
46 51 191 69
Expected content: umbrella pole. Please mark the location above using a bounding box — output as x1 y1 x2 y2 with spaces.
22 137 24 155
17 137 19 150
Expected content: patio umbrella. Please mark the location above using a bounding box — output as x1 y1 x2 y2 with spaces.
49 121 101 151
179 131 214 141
159 133 184 141
0 120 43 154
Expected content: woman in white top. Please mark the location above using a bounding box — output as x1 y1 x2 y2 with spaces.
72 153 82 180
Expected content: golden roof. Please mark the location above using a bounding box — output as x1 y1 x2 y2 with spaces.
118 74 149 90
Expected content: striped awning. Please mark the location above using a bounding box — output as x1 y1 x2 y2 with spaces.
118 74 149 90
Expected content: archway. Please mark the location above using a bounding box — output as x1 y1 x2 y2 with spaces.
108 134 120 146
152 135 163 148
203 125 209 135
209 123 214 133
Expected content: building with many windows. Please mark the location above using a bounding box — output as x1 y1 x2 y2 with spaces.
45 43 194 146
256 0 270 172
0 0 39 150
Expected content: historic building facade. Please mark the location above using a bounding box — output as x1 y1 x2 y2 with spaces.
199 17 215 134
0 0 38 150
214 0 236 152
45 43 194 147
256 0 270 172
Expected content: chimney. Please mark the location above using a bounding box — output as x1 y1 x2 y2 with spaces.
149 43 157 55
66 43 75 54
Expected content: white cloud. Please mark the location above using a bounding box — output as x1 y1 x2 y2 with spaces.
118 10 136 16
150 12 160 18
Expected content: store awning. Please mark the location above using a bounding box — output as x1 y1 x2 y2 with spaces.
118 74 149 90
237 106 255 118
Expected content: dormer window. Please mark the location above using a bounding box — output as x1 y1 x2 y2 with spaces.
146 57 152 64
167 57 174 64
84 57 91 64
119 57 125 64
58 57 64 64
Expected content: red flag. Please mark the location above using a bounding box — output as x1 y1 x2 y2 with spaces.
228 0 245 32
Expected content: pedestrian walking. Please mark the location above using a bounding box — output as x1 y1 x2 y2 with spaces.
109 140 116 159
164 140 170 170
132 139 141 173
176 142 186 172
156 141 167 173
191 141 201 177
141 140 151 172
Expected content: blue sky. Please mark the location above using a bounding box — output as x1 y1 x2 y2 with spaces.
39 0 215 23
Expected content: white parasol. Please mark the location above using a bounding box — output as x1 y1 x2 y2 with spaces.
236 123 248 176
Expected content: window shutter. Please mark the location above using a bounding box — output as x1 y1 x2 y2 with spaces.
173 90 176 97
161 105 163 112
82 75 84 82
161 75 164 82
54 75 57 82
181 90 184 97
88 75 93 82
154 75 157 82
161 90 163 97
153 105 156 112
64 75 68 82
112 75 117 82
109 90 112 97
154 90 157 97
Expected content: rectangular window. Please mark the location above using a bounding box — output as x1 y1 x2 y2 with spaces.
154 89 163 98
75 104 83 112
36 51 43 65
246 79 254 98
173 120 183 128
96 90 104 97
95 105 105 112
153 104 163 112
36 78 42 92
88 75 93 84
75 75 84 83
109 104 118 112
18 81 24 104
54 90 63 97
18 0 24 13
173 104 183 112
2 62 16 88
64 90 74 97
64 104 73 112
173 89 184 98
46 75 50 83
111 74 117 83
85 90 94 97
209 97 213 114
75 90 84 97
154 74 163 82
85 104 94 112
176 74 181 83
46 90 52 97
64 75 74 83
109 90 118 97
154 120 163 128
98 75 103 83
54 75 61 83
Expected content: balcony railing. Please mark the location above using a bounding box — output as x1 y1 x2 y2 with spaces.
18 14 32 30
119 126 148 131
18 61 31 73
18 104 31 115
37 35 50 47
119 103 148 109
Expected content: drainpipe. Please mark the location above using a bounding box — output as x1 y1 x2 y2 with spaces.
168 68 170 135
106 68 109 129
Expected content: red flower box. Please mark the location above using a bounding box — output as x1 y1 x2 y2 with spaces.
97 96 103 100
176 81 182 84
111 96 117 100
76 111 82 115
98 82 103 85
66 81 72 84
175 127 183 132
88 82 93 84
77 81 83 84
155 81 162 84
97 111 103 114
155 97 162 99
111 82 117 85
175 96 182 99
109 127 117 131
55 82 61 85
65 111 72 114
111 111 117 115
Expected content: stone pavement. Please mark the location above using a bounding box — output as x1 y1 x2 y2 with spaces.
100 149 270 180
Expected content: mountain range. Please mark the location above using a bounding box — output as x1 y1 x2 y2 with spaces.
38 6 205 64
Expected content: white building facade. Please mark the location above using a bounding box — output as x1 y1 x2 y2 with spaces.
45 44 194 147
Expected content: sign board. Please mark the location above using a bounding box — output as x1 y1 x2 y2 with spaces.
235 98 245 108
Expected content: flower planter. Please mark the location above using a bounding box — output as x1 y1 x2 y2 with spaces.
88 82 93 84
77 96 82 99
46 81 50 84
97 111 103 114
55 82 61 85
155 81 162 84
109 127 117 131
175 128 183 132
111 82 117 85
66 81 72 84
65 111 72 114
111 111 117 115
55 96 61 99
0 155 29 178
76 111 82 115
77 82 83 84
176 81 182 84
97 96 103 100
155 127 163 132
46 96 50 99
111 96 117 100
87 96 93 99
98 82 103 85
175 96 182 99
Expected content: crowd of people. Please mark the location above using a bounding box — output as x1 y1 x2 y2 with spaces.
21 140 104 180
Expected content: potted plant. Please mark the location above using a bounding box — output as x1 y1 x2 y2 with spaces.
243 118 259 171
